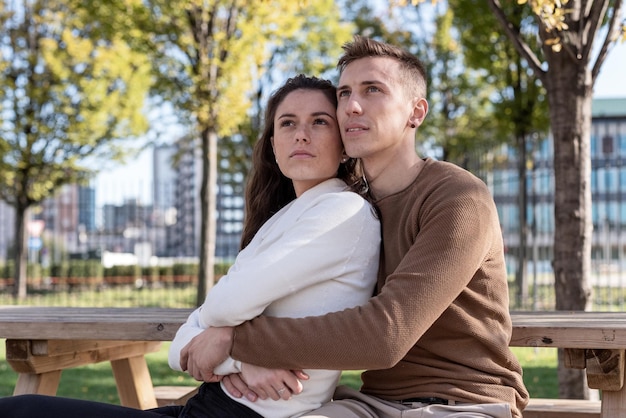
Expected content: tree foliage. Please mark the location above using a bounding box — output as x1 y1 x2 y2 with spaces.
72 0 353 304
0 0 151 298
423 6 504 165
448 0 550 305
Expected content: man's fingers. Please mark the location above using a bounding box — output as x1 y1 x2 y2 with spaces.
179 350 188 371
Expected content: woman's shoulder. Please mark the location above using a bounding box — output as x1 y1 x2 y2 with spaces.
297 179 378 221
303 178 367 204
320 180 375 209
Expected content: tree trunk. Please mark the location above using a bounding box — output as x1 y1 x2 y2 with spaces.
516 134 528 307
12 204 28 299
197 127 218 307
546 53 593 399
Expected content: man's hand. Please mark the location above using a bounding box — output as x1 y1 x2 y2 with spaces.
222 364 308 402
180 326 234 382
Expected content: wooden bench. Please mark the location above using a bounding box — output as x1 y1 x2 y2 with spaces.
2 309 621 417
154 385 199 407
151 386 601 417
524 398 601 417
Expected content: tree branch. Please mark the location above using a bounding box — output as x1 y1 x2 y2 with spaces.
487 0 546 84
591 0 623 81
580 0 610 62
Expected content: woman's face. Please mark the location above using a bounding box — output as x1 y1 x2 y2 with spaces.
272 89 344 197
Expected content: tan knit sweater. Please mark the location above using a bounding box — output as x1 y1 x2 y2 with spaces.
232 158 529 417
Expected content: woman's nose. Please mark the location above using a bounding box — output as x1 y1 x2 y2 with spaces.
295 126 310 142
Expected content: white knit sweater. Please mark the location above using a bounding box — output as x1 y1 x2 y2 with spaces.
169 178 380 418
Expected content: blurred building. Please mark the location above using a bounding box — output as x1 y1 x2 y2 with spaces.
78 187 96 232
153 137 244 260
488 98 626 278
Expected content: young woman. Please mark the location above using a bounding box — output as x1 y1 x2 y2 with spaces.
0 75 380 418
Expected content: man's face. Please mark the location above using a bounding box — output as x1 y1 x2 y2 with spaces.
336 57 417 161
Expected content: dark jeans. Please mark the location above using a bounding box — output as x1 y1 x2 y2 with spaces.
0 383 262 418
156 382 263 418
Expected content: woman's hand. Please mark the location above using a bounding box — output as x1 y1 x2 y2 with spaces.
222 364 309 401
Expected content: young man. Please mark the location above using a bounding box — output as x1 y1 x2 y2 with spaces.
181 36 529 418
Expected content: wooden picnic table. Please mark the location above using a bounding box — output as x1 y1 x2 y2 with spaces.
0 307 625 417
0 306 193 409
509 310 626 418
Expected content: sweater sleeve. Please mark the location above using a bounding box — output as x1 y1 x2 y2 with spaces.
231 176 499 370
199 192 377 327
168 307 242 375
168 307 203 371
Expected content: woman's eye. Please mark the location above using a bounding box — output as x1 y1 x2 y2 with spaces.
279 120 295 127
313 118 328 125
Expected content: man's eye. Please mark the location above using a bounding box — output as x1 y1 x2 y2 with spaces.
338 90 350 98
366 86 380 93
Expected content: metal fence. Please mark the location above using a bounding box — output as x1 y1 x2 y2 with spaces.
2 159 626 311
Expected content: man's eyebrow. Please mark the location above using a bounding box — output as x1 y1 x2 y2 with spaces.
337 80 384 91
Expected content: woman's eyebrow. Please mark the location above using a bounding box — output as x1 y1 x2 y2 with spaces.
311 111 335 118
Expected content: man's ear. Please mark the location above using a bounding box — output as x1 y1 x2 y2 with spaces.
409 97 429 128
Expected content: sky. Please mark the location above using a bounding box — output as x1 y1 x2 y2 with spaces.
94 41 626 207
593 40 626 99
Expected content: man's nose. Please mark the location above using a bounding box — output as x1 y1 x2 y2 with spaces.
344 96 363 114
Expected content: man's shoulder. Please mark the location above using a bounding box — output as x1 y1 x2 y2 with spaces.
420 158 488 192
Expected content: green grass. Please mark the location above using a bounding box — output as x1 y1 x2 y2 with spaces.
0 285 198 308
0 341 200 403
512 347 558 398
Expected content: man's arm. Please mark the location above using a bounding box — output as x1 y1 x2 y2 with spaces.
230 177 500 370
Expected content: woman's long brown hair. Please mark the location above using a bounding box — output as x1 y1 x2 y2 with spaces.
240 74 367 249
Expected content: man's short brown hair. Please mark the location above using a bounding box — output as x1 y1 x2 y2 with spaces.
337 35 427 99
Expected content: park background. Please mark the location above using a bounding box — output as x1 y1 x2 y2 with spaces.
0 0 625 405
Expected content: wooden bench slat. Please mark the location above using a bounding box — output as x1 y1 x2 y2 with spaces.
524 398 601 418
153 385 199 407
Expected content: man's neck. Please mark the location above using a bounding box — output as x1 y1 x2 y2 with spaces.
363 154 424 200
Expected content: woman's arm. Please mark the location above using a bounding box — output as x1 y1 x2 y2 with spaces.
199 192 378 328
181 188 380 381
168 307 204 371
